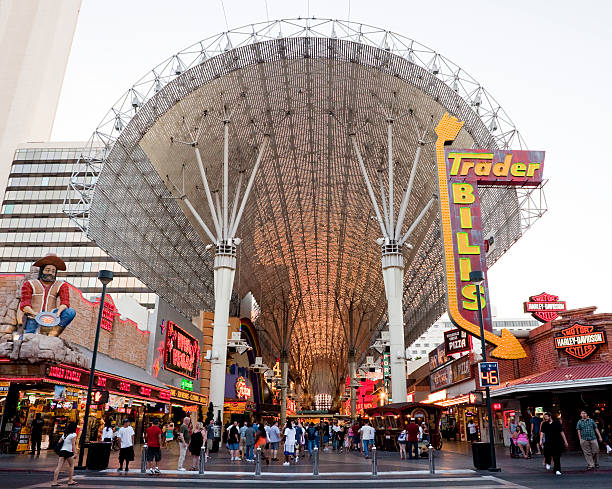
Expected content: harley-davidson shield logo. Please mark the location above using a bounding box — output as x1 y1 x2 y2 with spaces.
524 292 566 323
554 322 607 360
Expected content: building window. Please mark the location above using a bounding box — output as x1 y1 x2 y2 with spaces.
3 204 14 214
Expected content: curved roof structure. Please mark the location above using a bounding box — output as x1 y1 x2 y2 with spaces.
65 19 545 397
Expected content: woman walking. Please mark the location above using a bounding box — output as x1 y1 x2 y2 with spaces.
398 428 407 459
254 424 270 464
51 422 78 486
189 422 205 470
165 421 175 449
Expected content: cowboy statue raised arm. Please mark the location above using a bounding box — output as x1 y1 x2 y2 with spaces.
20 254 76 336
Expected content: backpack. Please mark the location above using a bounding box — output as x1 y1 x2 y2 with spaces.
54 435 65 456
308 426 316 438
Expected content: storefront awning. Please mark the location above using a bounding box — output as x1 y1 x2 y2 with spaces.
491 363 612 398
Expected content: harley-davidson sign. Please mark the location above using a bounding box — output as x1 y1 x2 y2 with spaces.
554 322 606 360
524 292 566 323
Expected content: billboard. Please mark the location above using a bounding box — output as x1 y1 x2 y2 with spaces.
164 320 200 380
444 329 472 355
435 113 544 360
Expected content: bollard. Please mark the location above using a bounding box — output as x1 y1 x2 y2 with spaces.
371 445 377 476
140 444 148 473
313 446 319 476
428 444 435 474
199 445 206 474
255 447 261 476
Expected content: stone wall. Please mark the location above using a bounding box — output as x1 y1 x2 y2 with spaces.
0 274 149 369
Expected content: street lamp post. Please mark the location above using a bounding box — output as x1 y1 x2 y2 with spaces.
469 270 499 472
77 270 113 469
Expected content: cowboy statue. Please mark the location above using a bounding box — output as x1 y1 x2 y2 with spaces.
20 254 76 336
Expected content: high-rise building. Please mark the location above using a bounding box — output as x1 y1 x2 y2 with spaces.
0 0 81 200
0 142 155 308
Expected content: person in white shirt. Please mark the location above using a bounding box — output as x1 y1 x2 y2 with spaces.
358 421 376 459
116 419 135 472
268 421 281 461
51 422 77 487
102 419 114 442
283 421 297 466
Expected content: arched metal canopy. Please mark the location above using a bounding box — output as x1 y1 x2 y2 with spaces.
65 18 545 396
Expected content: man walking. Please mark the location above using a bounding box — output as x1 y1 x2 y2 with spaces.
576 410 603 470
205 420 215 455
30 413 44 456
145 418 162 475
177 417 192 471
406 418 420 460
530 411 541 454
359 420 376 459
268 421 281 461
116 419 135 472
540 412 568 476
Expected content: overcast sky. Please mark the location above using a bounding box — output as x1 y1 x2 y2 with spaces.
53 0 612 319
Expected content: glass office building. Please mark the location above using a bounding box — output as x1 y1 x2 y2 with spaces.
0 143 155 308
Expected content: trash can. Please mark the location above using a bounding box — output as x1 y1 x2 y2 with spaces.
472 442 492 470
86 442 112 470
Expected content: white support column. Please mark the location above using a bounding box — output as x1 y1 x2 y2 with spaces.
381 249 407 403
348 350 358 419
279 351 289 425
209 250 237 422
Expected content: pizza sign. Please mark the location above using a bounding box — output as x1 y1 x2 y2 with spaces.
524 292 566 323
554 322 606 360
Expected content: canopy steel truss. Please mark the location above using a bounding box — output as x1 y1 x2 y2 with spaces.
64 18 546 397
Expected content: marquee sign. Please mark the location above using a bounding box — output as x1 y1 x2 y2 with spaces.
524 292 566 323
554 322 607 360
235 376 252 399
435 114 545 360
444 329 472 355
164 320 201 379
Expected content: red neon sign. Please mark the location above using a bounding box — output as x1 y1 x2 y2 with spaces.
163 320 200 379
235 376 252 399
492 403 502 410
97 376 107 387
48 366 81 382
119 381 131 392
158 389 171 401
524 292 566 323
140 386 151 396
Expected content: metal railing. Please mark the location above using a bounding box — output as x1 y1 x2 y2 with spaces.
199 446 206 474
140 444 148 473
255 447 262 476
428 444 435 474
313 446 319 475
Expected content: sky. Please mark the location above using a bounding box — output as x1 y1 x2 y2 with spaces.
53 0 612 318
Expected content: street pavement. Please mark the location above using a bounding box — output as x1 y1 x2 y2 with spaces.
1 441 611 488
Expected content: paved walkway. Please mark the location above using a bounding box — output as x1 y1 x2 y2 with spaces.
1 441 611 476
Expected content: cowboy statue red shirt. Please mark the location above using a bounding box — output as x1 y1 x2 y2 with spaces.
20 254 76 336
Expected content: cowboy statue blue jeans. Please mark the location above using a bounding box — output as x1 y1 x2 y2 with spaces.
24 308 76 334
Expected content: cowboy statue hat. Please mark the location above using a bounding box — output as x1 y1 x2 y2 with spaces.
33 254 67 271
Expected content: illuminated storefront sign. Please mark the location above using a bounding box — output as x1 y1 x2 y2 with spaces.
435 114 544 359
524 292 566 323
444 329 472 355
164 320 201 380
224 401 246 413
169 386 207 405
429 344 450 371
554 322 607 360
235 376 252 399
181 379 194 391
48 366 81 382
430 354 472 391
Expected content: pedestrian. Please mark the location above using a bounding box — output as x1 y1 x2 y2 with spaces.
421 422 430 443
359 420 375 459
102 419 114 443
282 420 297 465
51 422 78 486
398 428 407 459
530 411 541 455
116 418 135 472
268 420 281 461
467 419 478 442
305 422 318 457
177 416 192 471
294 421 304 458
239 421 247 459
244 421 256 462
255 423 270 464
513 426 531 459
539 412 568 476
145 418 162 475
332 420 342 451
406 418 420 460
165 420 174 449
206 419 215 454
227 420 241 461
189 422 205 470
576 410 603 470
30 412 44 456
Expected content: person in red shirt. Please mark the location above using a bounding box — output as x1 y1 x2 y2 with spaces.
405 419 420 460
20 254 75 336
145 418 163 474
